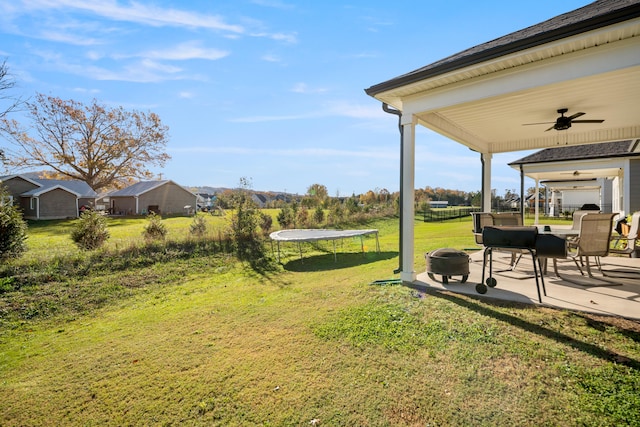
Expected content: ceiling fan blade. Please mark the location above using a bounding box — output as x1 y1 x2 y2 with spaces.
571 119 605 123
567 112 586 120
544 125 556 131
522 122 555 126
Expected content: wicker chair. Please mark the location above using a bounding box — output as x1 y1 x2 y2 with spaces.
610 212 639 258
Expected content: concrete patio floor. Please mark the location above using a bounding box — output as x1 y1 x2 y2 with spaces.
415 250 640 320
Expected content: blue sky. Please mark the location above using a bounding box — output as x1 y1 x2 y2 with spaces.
0 0 591 196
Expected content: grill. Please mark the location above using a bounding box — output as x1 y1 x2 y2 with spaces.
425 248 470 284
480 226 551 302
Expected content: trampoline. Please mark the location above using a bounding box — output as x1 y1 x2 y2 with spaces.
269 229 380 262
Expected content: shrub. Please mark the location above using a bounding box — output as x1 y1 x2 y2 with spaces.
313 205 325 225
0 189 28 261
71 210 110 250
143 212 167 240
276 205 294 229
259 212 273 237
189 214 207 237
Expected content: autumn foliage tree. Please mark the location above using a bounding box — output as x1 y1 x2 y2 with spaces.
1 94 170 191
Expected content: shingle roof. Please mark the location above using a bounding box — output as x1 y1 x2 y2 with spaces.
365 0 640 95
108 180 170 197
22 178 98 197
508 140 640 165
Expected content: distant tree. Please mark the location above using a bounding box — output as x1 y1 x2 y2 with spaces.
1 94 170 191
307 183 328 207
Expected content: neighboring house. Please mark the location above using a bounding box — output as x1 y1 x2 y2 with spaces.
509 140 640 217
104 180 197 216
251 193 268 208
0 174 98 220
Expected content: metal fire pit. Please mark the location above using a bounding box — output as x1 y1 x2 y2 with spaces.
425 248 470 284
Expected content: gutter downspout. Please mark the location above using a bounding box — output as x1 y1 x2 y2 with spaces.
382 102 403 275
520 165 525 224
480 155 485 211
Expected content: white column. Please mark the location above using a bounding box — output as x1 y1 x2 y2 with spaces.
482 153 492 212
401 115 416 283
534 179 540 224
622 162 629 216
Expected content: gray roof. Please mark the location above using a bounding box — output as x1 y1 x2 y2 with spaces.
107 180 189 197
365 0 640 96
0 174 98 197
509 140 640 165
24 178 98 197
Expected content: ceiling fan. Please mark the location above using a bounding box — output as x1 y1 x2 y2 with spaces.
523 108 604 131
559 170 594 177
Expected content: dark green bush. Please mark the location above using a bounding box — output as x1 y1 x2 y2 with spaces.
71 210 110 250
0 188 28 261
143 212 167 240
189 214 207 237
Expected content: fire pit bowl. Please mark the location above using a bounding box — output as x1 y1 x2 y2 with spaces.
425 248 470 284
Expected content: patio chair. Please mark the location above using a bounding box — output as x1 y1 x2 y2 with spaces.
471 212 524 270
562 213 617 279
471 212 494 245
610 212 639 257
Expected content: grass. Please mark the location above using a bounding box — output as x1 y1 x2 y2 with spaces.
1 212 639 426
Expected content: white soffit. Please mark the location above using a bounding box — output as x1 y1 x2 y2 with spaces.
378 19 640 154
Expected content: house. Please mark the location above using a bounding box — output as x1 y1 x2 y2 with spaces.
365 0 640 282
103 180 197 216
509 140 640 217
0 174 98 220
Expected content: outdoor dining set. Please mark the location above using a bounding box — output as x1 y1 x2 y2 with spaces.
469 210 640 303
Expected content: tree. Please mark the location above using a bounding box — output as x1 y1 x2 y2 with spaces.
1 94 170 191
307 183 328 207
0 60 24 164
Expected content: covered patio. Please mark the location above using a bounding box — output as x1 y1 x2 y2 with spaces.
416 251 640 320
365 0 640 317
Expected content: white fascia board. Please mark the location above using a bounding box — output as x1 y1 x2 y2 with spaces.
402 36 640 116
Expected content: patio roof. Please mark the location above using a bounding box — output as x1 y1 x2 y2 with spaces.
507 139 640 182
365 0 640 154
364 0 640 283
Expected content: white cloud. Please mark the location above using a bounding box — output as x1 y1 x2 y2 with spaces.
136 41 229 61
261 54 281 63
250 0 295 10
291 83 327 94
23 0 245 33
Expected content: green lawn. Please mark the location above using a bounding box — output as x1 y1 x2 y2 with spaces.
1 213 639 426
